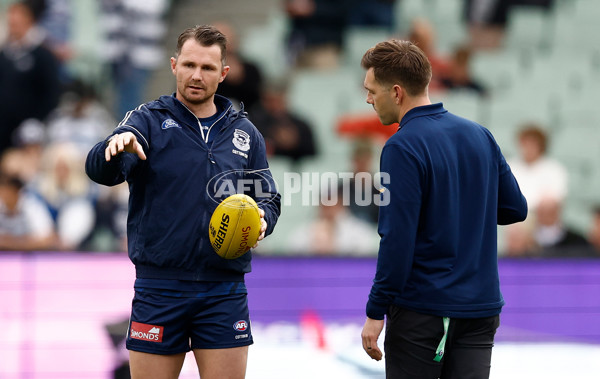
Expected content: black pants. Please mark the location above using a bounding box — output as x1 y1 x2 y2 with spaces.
384 306 500 379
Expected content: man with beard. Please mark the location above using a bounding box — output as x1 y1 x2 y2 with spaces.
85 25 281 379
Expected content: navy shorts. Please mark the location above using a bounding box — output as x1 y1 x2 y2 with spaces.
126 290 253 355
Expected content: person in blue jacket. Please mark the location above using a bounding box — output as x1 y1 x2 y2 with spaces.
359 40 527 378
86 25 280 379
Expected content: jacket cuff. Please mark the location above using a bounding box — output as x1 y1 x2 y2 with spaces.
366 300 388 320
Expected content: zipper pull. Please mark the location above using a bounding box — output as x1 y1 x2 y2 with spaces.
208 150 215 164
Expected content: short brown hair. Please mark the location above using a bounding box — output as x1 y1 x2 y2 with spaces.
361 39 432 96
518 123 548 154
175 25 227 66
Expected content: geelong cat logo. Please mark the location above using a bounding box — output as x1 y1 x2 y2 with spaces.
232 129 250 151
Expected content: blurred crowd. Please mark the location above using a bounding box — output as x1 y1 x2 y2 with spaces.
1 0 599 258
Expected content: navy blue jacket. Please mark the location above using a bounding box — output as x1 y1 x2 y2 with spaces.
86 94 281 281
367 103 527 320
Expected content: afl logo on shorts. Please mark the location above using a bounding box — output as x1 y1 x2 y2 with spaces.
233 320 248 332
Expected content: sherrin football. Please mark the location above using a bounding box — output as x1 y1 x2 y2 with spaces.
209 194 261 259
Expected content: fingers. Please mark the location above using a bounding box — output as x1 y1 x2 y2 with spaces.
367 345 383 361
135 141 147 160
253 209 267 248
361 318 384 361
361 335 383 361
104 132 146 161
257 208 267 241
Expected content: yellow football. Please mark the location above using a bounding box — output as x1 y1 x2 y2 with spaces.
209 194 261 259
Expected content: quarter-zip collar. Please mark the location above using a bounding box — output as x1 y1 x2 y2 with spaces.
399 102 447 129
154 93 240 143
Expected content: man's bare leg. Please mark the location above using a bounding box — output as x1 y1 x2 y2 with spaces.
193 346 249 379
129 350 186 379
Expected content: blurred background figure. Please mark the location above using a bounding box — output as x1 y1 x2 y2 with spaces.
533 196 591 257
0 1 62 155
587 206 600 257
214 21 264 112
45 79 115 157
508 123 568 212
439 44 488 97
504 124 569 257
10 118 46 184
36 0 73 62
82 183 129 253
26 0 75 83
346 0 397 31
251 80 317 168
503 219 537 257
289 184 378 256
0 151 57 251
343 139 379 225
98 0 170 119
464 0 512 50
285 0 347 69
406 18 450 92
29 142 96 251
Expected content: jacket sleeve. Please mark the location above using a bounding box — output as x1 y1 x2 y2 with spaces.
497 149 528 225
85 108 150 186
366 143 422 320
248 127 281 237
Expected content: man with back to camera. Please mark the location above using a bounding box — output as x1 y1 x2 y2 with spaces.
85 25 281 378
359 40 527 378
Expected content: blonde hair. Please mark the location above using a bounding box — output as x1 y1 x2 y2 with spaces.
36 143 90 206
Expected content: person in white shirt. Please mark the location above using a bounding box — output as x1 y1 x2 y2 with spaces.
508 124 568 211
0 170 56 251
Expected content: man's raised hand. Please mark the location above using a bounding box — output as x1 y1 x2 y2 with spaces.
105 132 147 162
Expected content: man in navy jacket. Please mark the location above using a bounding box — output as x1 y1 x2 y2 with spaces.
359 40 526 378
86 25 280 378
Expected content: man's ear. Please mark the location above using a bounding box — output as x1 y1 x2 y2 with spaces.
392 84 403 105
219 65 230 83
170 57 177 74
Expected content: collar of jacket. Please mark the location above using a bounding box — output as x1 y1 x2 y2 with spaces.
399 102 447 129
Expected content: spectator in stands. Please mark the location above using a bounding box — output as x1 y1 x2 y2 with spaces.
285 0 347 69
10 118 46 184
406 18 450 92
508 124 568 211
502 220 537 257
46 79 115 157
504 124 568 257
25 0 74 83
35 0 73 64
213 21 264 112
587 206 600 256
99 0 170 119
346 0 397 31
463 0 512 50
0 1 62 154
30 142 96 250
439 44 489 97
250 80 317 167
289 184 378 255
82 183 128 252
0 153 57 251
533 196 591 257
343 139 379 225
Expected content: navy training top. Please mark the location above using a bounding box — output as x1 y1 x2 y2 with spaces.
366 103 527 320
